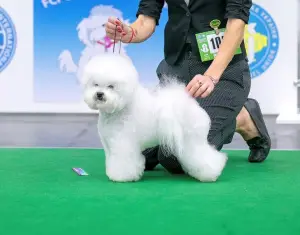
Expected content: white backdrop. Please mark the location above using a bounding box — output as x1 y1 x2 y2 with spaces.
0 0 298 115
248 0 298 115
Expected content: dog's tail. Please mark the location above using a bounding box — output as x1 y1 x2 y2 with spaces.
58 50 78 73
156 81 189 157
158 106 185 157
156 78 211 157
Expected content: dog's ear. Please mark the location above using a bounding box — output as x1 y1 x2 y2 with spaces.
80 68 90 87
80 55 99 87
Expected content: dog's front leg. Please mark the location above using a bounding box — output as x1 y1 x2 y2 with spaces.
105 138 145 182
99 134 111 158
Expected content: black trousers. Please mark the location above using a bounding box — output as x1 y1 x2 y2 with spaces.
143 44 251 174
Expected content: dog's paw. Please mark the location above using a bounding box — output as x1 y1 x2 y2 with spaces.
107 172 143 183
197 152 228 182
106 167 144 183
105 154 146 183
108 176 141 183
184 149 228 183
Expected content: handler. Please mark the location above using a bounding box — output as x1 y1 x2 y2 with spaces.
105 0 271 174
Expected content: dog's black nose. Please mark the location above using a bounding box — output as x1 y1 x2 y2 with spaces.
96 92 104 100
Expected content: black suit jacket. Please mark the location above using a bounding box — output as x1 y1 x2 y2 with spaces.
136 0 252 65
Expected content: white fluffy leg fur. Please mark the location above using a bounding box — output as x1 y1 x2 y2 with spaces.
156 81 228 182
105 139 145 182
178 144 228 182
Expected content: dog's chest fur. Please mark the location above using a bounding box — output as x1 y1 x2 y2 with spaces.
97 89 162 150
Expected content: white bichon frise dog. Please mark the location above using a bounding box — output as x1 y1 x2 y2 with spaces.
82 53 228 183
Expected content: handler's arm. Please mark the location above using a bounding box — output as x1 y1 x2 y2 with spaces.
204 0 252 81
123 0 164 43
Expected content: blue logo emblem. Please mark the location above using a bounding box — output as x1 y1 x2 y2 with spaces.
244 3 279 79
0 7 17 72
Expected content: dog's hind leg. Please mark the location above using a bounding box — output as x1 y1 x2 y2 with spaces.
105 137 145 182
177 143 228 182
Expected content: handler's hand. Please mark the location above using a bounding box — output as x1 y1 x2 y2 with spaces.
186 74 216 98
105 17 131 42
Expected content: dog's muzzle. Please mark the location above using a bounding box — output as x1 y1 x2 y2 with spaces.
95 92 106 102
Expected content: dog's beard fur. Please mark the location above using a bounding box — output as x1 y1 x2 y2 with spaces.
84 86 123 114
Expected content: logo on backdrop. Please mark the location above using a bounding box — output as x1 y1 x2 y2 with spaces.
0 7 17 73
41 0 71 8
244 3 279 79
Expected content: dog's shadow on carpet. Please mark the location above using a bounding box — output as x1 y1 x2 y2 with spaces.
141 154 271 183
141 165 232 183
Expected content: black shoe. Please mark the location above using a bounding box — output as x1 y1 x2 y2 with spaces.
244 98 271 163
142 146 160 171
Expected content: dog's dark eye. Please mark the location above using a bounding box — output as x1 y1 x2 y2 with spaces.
107 85 114 89
94 83 99 87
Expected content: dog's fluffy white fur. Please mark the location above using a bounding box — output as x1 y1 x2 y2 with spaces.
82 53 228 182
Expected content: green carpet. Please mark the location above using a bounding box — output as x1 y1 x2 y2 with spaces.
0 149 300 235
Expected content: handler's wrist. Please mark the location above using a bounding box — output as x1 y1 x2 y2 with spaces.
204 74 219 85
121 26 136 43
